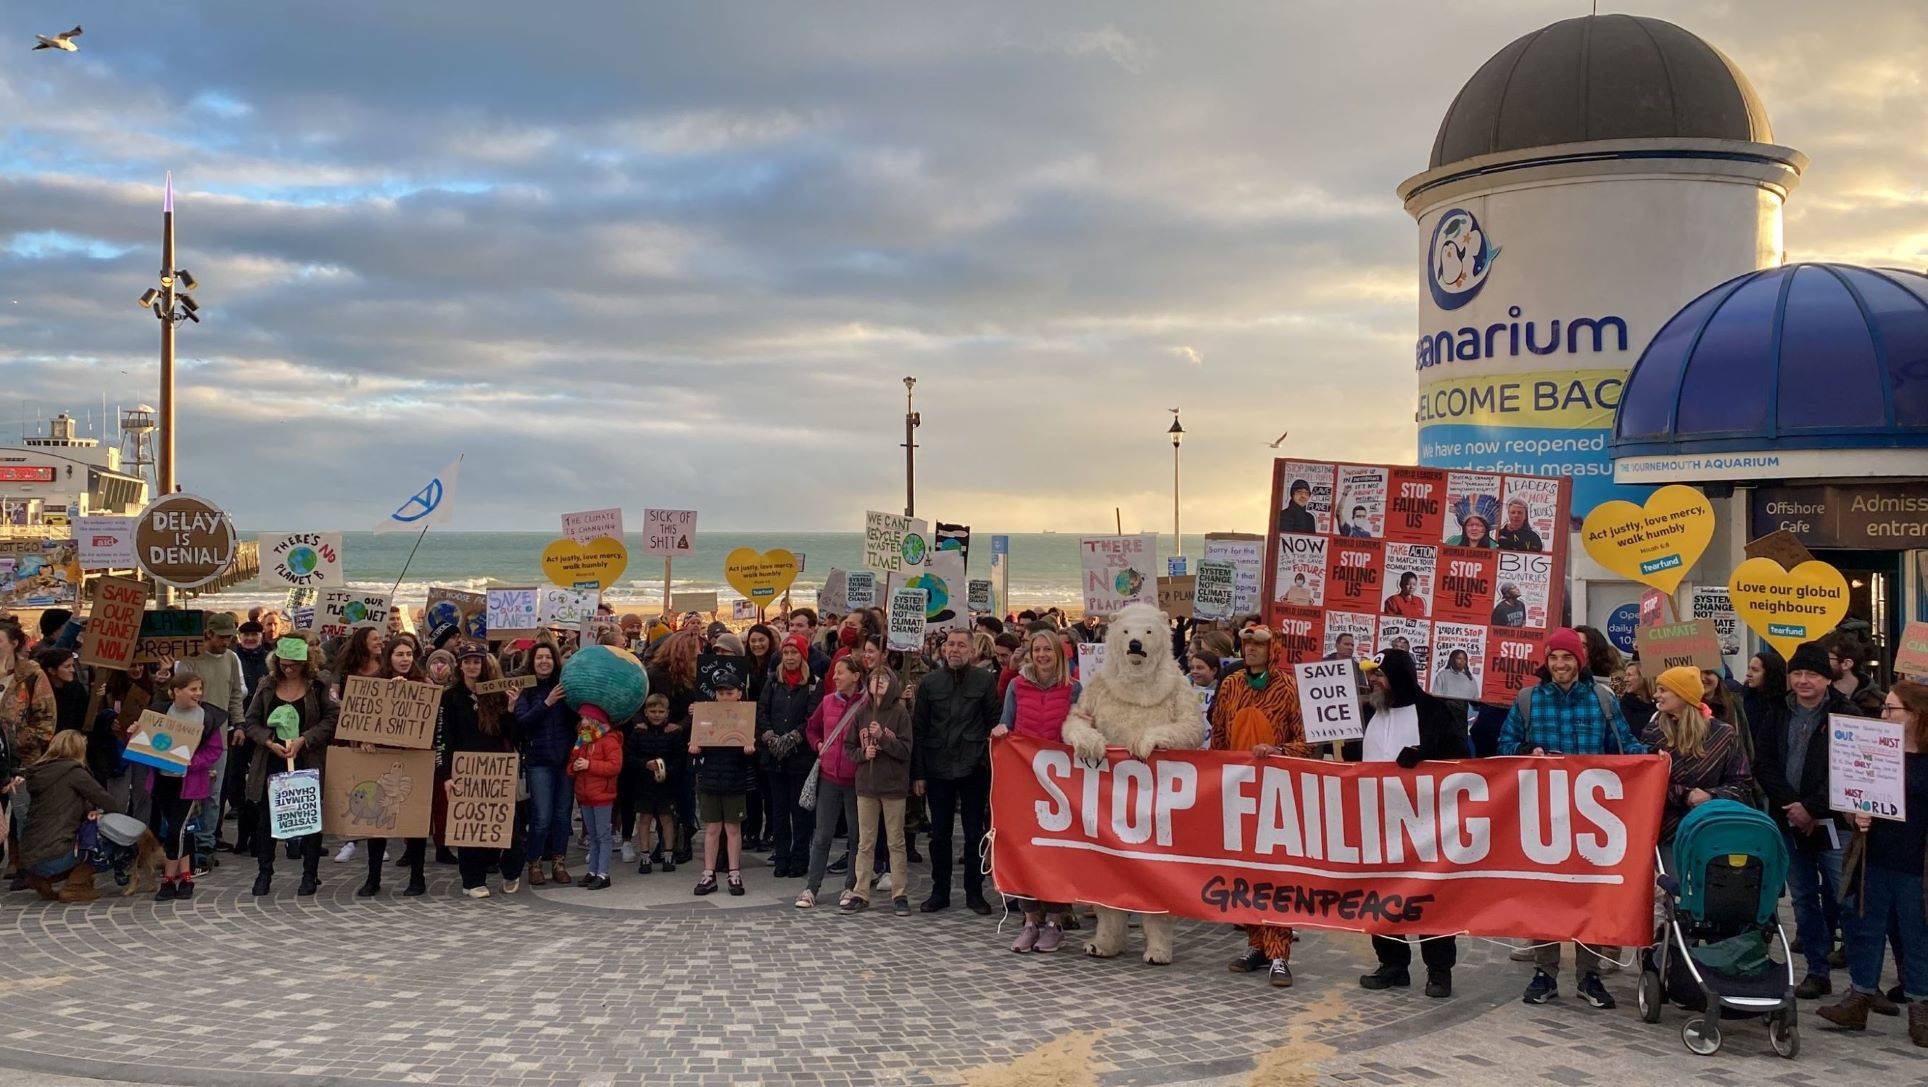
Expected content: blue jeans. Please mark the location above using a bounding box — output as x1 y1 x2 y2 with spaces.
1845 865 1928 1000
193 758 227 856
581 804 613 877
28 851 79 878
1784 830 1843 978
525 764 574 861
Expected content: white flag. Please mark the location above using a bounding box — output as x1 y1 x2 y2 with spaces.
374 455 461 534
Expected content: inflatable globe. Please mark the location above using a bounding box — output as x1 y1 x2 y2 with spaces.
561 643 649 722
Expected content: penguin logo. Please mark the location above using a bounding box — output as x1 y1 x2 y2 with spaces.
1428 208 1499 311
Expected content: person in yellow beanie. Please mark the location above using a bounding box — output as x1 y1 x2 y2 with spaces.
1640 665 1754 846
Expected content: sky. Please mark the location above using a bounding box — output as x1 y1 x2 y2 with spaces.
0 1 1923 533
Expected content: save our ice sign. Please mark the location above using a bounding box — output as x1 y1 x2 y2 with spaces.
1293 659 1363 744
1829 713 1906 821
268 769 324 839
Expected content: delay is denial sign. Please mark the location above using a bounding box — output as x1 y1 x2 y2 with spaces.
989 735 1666 946
134 493 237 589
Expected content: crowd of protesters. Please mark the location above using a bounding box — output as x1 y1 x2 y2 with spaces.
1 593 1923 1047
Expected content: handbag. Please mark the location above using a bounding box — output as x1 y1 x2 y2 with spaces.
798 699 863 812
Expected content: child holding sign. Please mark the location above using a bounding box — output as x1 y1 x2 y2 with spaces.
689 659 755 897
150 672 227 902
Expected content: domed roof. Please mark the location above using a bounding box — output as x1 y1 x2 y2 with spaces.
1430 14 1773 169
1613 264 1928 457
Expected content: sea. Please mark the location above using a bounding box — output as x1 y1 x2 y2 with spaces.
204 532 1208 613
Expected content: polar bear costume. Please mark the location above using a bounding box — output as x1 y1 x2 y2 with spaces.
1060 602 1203 964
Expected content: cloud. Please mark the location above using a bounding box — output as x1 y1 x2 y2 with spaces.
0 1 1920 532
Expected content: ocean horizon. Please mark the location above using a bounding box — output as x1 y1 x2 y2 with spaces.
203 530 1228 613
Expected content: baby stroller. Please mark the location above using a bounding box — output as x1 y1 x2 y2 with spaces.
1638 800 1798 1057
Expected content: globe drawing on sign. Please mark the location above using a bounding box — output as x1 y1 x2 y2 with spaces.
1113 566 1146 599
343 601 370 624
908 572 956 624
901 533 928 567
150 732 174 752
284 545 320 579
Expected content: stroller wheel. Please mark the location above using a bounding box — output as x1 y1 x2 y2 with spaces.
1682 1017 1722 1056
1768 1010 1799 1059
1637 968 1664 1024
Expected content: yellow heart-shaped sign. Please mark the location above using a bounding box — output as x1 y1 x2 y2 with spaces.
540 536 629 591
724 547 798 604
1727 557 1850 660
1580 484 1714 594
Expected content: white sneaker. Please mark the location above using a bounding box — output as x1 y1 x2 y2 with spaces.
334 841 357 864
502 878 520 894
621 841 638 864
464 886 490 899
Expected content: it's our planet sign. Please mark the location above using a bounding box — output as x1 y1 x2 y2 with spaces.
261 532 345 588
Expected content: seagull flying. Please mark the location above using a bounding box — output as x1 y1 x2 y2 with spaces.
33 26 82 52
1268 431 1289 449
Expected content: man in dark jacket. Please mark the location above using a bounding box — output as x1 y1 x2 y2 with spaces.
911 628 999 913
1350 650 1469 998
1754 640 1857 998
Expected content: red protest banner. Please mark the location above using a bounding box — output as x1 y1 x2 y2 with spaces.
989 735 1666 947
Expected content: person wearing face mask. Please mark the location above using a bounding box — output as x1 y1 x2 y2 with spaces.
1350 649 1468 997
1496 627 1646 1009
910 628 1000 915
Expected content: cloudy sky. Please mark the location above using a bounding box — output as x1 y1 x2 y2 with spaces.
1 1 1922 533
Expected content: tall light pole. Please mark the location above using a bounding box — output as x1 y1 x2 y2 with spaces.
1168 409 1184 562
138 173 199 497
902 376 920 517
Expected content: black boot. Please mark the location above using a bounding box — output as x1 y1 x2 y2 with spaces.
1359 964 1411 990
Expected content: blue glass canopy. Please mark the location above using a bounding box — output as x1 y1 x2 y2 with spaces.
1614 263 1928 456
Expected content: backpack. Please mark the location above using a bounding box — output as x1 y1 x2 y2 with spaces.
1510 679 1623 753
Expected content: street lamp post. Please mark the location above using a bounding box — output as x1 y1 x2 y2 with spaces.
902 376 921 517
138 172 199 498
1168 409 1184 562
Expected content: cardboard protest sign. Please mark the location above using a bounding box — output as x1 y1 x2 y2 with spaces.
335 675 442 750
640 508 698 556
1076 642 1106 680
1688 586 1742 659
1727 557 1849 659
538 587 599 629
1635 619 1725 673
865 510 912 573
1203 533 1263 615
425 587 487 642
74 515 136 570
671 590 718 615
887 587 927 651
475 674 537 695
1156 575 1195 619
1744 528 1817 573
989 734 1668 946
1580 484 1715 594
1638 587 1670 629
935 522 970 564
967 578 994 614
723 547 798 605
1294 658 1363 744
314 589 391 641
540 536 628 591
560 507 623 546
818 568 850 615
732 599 756 621
1193 560 1236 621
133 609 204 665
691 701 756 749
444 751 519 848
123 709 203 774
267 769 323 839
322 747 433 839
134 492 237 590
1830 714 1906 822
845 571 878 609
0 539 81 608
260 532 344 588
80 575 146 670
485 586 540 638
892 550 966 631
1895 620 1928 681
1080 534 1158 616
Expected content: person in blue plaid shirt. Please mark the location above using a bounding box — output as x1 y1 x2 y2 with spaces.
1498 626 1648 1010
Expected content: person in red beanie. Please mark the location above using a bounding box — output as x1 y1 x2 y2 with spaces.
756 634 822 878
1497 625 1646 1011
